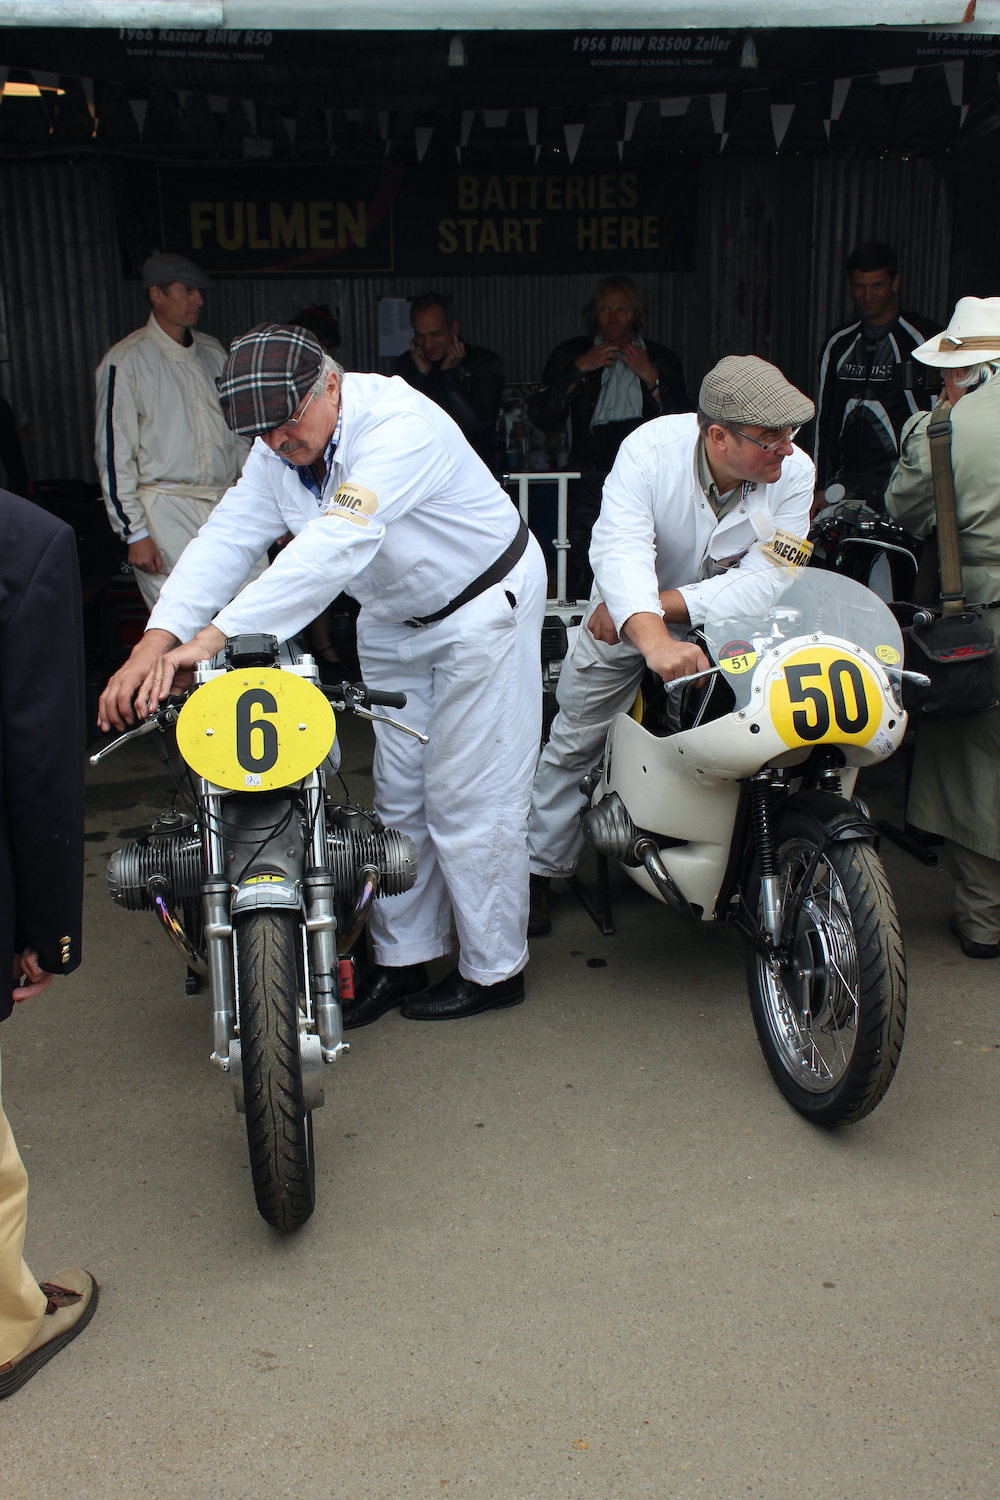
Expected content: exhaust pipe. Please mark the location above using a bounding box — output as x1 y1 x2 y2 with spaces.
582 793 691 917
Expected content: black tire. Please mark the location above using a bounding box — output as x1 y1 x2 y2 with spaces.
744 811 906 1126
237 910 315 1230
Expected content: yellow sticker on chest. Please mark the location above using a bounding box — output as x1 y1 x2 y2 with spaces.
175 668 336 792
324 482 378 527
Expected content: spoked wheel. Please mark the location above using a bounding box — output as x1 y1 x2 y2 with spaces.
236 910 315 1230
745 814 906 1125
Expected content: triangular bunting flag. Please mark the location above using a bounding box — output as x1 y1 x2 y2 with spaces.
720 131 729 152
461 110 474 146
130 99 147 132
378 110 389 141
616 140 624 160
770 103 795 149
830 78 851 121
823 118 831 140
455 145 462 162
483 110 508 128
534 144 542 163
660 97 690 118
624 100 641 141
961 103 970 127
878 67 914 86
944 59 964 108
563 121 584 163
709 94 726 135
415 125 433 161
524 107 537 146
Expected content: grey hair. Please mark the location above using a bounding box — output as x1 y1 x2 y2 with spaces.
311 354 345 396
952 360 1000 392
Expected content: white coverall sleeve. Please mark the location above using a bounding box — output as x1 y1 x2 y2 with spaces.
676 455 815 625
589 441 662 635
211 411 454 643
94 354 147 543
145 444 287 644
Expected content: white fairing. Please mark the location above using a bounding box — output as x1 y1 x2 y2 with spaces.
596 570 906 919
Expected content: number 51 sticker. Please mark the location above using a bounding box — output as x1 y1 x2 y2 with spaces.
176 668 336 791
769 647 883 750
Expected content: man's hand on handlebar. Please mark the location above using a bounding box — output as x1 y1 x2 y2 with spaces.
621 610 709 684
98 628 180 732
132 625 227 722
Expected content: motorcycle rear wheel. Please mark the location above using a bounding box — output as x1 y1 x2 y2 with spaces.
744 818 906 1126
237 909 316 1230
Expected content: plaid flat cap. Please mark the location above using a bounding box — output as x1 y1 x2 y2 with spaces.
700 355 815 429
219 322 325 436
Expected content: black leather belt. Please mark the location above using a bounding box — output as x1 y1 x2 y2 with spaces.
404 517 530 628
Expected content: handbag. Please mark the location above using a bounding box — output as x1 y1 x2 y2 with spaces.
902 400 998 722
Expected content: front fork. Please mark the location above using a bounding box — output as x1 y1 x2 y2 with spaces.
750 772 783 947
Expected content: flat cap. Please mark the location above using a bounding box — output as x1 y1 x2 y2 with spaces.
142 252 212 289
219 323 326 437
699 355 814 429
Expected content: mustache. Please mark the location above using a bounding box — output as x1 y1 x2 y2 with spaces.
277 439 303 455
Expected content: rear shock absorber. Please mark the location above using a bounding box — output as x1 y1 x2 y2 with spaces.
751 771 782 946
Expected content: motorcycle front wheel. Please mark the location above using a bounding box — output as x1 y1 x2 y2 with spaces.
744 815 906 1126
236 909 316 1230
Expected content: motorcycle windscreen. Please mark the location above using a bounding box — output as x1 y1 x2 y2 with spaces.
701 565 905 713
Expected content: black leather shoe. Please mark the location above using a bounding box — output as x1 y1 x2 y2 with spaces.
342 963 428 1029
401 968 525 1021
528 874 552 937
949 918 1000 960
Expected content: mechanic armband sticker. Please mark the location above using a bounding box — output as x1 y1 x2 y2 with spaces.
718 640 758 675
323 482 378 528
760 528 814 570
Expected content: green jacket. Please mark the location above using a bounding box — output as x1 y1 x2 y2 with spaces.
885 377 1000 859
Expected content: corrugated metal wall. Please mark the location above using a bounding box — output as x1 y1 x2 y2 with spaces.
0 155 954 484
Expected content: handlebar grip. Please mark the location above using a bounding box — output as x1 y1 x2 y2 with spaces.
366 689 407 710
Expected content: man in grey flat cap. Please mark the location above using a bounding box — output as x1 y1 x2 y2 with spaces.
526 354 817 935
94 252 256 609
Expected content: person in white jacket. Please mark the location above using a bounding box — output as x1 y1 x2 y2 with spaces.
94 252 254 609
527 355 816 935
98 323 547 1026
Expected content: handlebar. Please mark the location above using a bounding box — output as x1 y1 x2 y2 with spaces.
365 688 407 710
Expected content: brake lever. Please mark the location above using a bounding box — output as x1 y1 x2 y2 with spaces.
89 705 179 765
349 704 430 745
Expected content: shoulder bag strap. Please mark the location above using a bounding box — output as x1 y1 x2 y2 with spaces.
926 398 966 616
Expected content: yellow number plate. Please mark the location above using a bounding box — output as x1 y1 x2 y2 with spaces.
769 647 882 750
175 668 336 792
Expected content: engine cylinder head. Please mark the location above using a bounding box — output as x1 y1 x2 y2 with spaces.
108 834 202 910
581 792 639 861
327 828 417 898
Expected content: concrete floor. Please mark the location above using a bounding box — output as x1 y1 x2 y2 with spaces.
0 717 996 1499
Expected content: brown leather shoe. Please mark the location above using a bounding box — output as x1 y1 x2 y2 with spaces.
0 1268 98 1399
528 874 552 937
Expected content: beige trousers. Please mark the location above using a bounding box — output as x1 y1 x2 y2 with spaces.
944 840 1000 946
133 487 268 611
0 1043 46 1365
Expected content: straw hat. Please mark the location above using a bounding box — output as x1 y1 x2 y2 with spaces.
912 296 1000 368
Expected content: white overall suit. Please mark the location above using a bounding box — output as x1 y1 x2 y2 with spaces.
148 372 546 985
94 313 258 608
528 413 815 877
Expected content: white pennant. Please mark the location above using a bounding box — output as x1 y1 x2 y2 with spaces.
660 96 690 118
770 103 794 149
524 107 538 145
130 99 147 133
944 59 964 107
461 110 474 146
624 100 641 140
878 67 914 86
616 140 624 159
563 121 584 163
483 110 508 128
415 125 433 161
830 77 851 121
709 93 726 135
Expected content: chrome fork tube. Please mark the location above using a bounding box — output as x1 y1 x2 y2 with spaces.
200 785 235 1071
303 780 347 1062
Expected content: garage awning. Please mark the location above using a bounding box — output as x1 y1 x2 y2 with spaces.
0 1 990 29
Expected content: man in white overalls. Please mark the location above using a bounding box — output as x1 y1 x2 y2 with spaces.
527 356 816 935
99 324 547 1025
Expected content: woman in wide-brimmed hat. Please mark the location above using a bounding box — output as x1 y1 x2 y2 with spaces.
887 296 1000 960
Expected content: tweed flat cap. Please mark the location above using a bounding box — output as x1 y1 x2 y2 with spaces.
700 355 815 429
219 322 326 436
142 252 212 289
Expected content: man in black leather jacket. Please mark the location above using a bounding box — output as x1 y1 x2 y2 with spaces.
396 292 504 472
529 276 688 598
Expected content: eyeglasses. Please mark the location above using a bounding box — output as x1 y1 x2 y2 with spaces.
732 425 800 453
275 387 317 431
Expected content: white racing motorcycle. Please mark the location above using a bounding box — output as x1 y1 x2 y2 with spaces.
581 567 927 1125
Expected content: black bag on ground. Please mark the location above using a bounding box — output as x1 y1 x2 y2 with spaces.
900 401 998 722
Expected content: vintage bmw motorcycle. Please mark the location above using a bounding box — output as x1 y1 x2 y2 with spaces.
581 567 929 1125
92 634 419 1231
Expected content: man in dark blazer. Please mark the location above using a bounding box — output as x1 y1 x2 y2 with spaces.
529 275 689 599
0 490 95 1399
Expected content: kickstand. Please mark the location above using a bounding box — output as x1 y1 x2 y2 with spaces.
566 852 615 936
877 820 940 867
